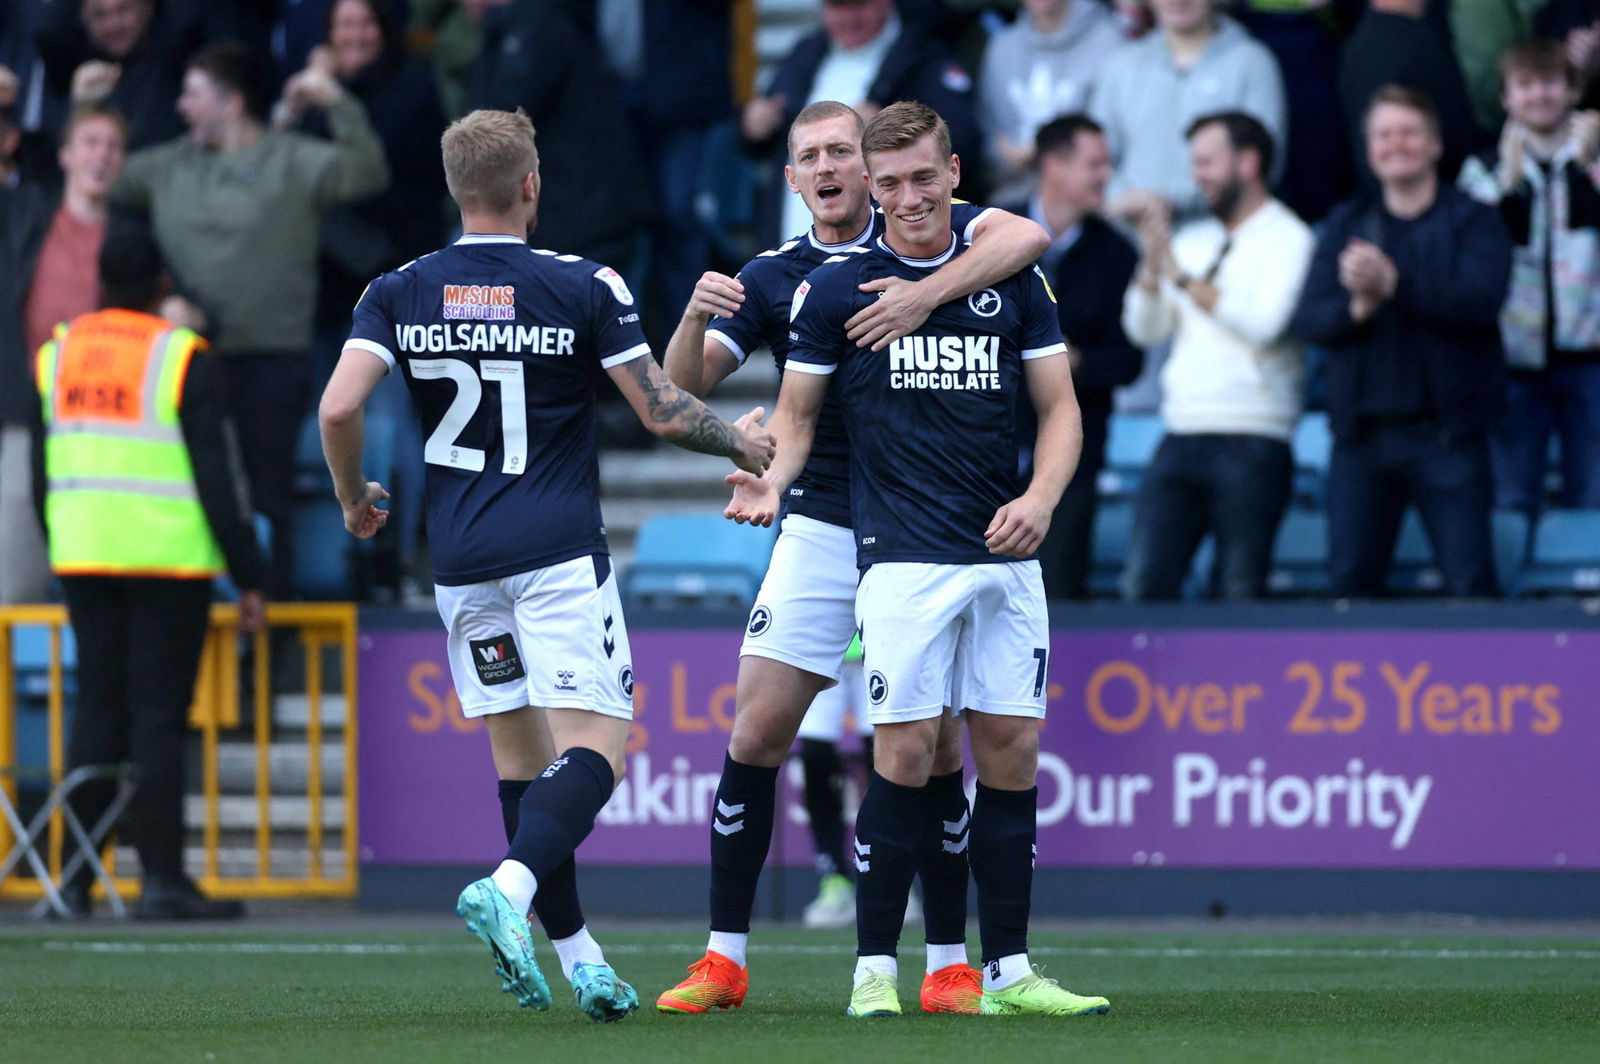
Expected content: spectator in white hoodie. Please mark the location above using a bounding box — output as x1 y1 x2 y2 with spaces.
1092 0 1286 224
977 0 1124 203
1120 111 1314 600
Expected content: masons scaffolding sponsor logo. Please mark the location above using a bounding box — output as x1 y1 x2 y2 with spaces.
442 284 515 320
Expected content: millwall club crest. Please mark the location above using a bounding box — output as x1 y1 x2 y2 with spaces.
746 605 772 637
868 671 888 705
968 289 1002 317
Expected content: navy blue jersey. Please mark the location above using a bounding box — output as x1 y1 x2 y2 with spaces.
346 234 650 585
786 232 1066 566
706 202 995 528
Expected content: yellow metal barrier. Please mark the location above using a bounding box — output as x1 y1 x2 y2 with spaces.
0 603 359 901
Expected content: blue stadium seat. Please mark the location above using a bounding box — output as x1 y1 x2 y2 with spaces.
1086 500 1135 598
1491 509 1532 594
1291 412 1331 505
1390 510 1445 594
1267 509 1330 596
1515 508 1600 596
1098 414 1164 499
288 412 399 600
621 515 778 609
9 625 78 807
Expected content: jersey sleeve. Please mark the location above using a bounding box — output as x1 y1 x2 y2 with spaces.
345 273 399 370
950 200 998 245
1019 264 1068 360
704 261 775 366
784 264 852 376
589 265 653 369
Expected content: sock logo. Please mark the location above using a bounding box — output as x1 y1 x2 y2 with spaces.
988 959 1000 981
867 671 888 706
852 837 871 873
469 633 526 686
603 613 616 658
541 756 569 779
941 809 970 855
746 606 772 637
713 798 746 836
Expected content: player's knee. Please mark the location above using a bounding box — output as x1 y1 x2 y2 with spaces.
727 723 789 767
871 721 937 787
968 716 1039 790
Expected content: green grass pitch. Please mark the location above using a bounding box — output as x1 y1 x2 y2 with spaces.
4 923 1598 1063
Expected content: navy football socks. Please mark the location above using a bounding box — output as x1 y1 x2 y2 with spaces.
854 772 925 958
498 777 586 938
708 753 779 933
921 769 971 946
504 747 614 883
969 782 1038 965
800 739 850 878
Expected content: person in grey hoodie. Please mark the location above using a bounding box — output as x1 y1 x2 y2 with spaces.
1091 0 1286 223
977 0 1125 204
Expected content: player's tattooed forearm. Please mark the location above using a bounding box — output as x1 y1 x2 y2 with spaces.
676 404 741 458
630 356 695 424
631 357 740 456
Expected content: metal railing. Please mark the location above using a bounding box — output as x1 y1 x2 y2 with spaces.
0 602 359 902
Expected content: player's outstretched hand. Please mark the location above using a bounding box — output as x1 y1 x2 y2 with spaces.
847 276 936 351
985 496 1051 558
687 271 745 321
724 470 780 527
341 481 390 539
730 405 775 474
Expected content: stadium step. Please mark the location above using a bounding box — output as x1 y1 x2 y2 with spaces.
214 741 345 794
183 794 346 832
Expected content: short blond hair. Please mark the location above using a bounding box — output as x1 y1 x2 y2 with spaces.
861 101 951 171
441 109 539 213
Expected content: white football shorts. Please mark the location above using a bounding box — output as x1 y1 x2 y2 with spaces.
856 560 1049 725
739 513 859 684
434 554 635 720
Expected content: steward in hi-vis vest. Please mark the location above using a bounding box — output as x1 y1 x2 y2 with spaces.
38 312 224 577
35 225 266 921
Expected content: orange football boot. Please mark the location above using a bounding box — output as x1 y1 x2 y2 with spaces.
654 951 750 1014
920 963 983 1013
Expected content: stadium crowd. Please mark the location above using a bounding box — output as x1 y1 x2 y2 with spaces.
5 0 1600 605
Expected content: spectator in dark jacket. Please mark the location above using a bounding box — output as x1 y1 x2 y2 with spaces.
1292 85 1513 598
36 0 209 151
1338 0 1486 183
1006 114 1142 599
471 0 651 269
740 0 981 245
608 0 736 347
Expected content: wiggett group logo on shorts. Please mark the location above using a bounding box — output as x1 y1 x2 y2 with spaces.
468 634 525 686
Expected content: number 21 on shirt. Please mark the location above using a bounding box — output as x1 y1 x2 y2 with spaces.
409 357 527 474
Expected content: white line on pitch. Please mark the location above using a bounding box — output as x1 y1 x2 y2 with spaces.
36 941 1600 961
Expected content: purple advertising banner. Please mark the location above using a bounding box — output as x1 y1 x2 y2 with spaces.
357 628 1600 870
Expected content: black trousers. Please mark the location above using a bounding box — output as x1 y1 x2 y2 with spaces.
220 352 313 598
62 575 212 883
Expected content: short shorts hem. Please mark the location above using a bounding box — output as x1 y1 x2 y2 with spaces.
737 646 843 687
866 702 947 726
956 700 1046 720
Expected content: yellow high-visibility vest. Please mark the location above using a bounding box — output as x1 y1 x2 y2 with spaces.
37 309 225 578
